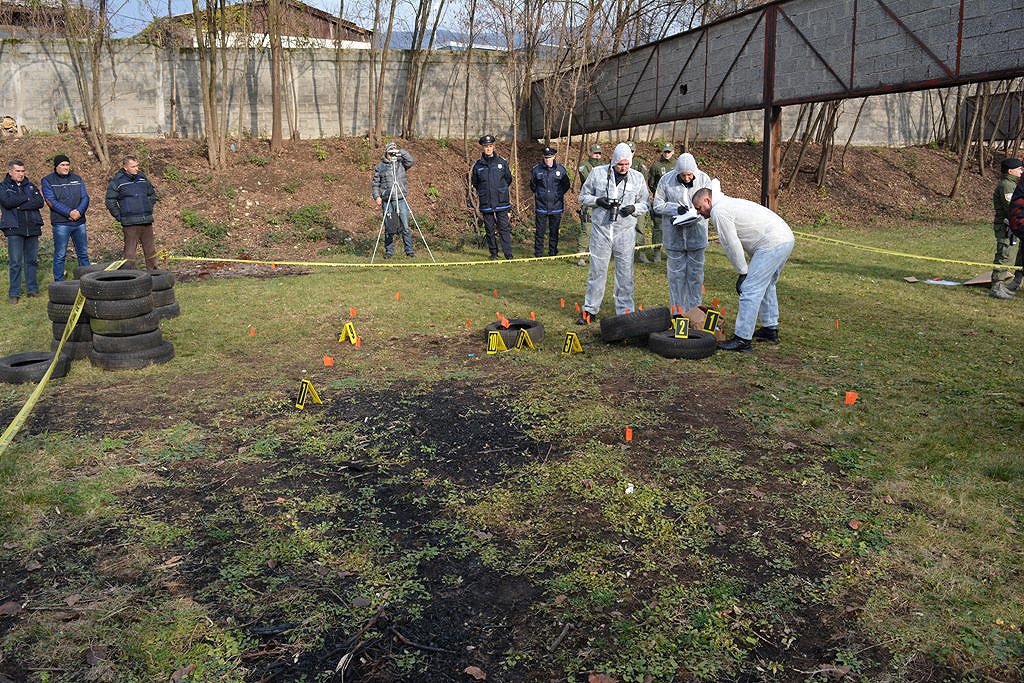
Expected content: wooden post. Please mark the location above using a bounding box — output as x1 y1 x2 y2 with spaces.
760 5 779 209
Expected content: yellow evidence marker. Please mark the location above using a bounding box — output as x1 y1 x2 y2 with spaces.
338 321 358 345
295 379 323 410
487 330 508 355
514 328 535 351
561 331 583 354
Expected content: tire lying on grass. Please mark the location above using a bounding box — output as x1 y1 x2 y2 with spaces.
47 301 89 324
51 322 92 342
90 311 160 337
0 352 71 383
599 306 672 343
47 280 81 305
484 319 545 348
154 302 181 320
89 341 174 371
92 329 163 354
80 270 153 301
647 329 718 360
152 288 176 308
51 339 91 360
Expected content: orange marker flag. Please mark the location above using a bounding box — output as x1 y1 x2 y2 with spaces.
845 391 858 405
529 310 536 321
466 319 471 329
560 298 565 308
323 355 335 367
625 426 633 442
712 298 719 308
395 292 401 301
835 319 840 330
575 302 581 313
355 336 362 348
584 311 591 325
271 263 277 270
638 304 643 311
493 289 499 297
496 311 502 319
624 308 630 314
349 307 357 317
248 325 255 337
500 316 510 328
702 285 706 294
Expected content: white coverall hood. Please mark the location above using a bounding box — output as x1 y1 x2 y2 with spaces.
676 153 699 175
610 143 633 165
709 178 723 206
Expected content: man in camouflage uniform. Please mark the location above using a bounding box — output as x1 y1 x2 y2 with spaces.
576 144 603 263
626 140 653 263
646 142 675 263
990 157 1022 299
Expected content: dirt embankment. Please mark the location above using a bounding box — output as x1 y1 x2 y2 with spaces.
0 132 999 260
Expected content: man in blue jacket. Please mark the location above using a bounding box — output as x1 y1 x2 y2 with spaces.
471 134 514 260
0 159 45 303
105 155 158 269
41 154 91 281
530 146 571 257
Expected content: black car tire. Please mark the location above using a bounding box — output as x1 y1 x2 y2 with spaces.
91 329 164 354
151 288 176 307
154 302 181 320
90 311 160 337
47 301 88 324
47 280 81 305
51 339 91 360
149 270 175 291
81 270 153 301
52 321 92 342
647 329 718 360
599 306 672 342
73 262 124 280
84 295 154 320
484 319 545 347
89 342 175 371
0 352 71 383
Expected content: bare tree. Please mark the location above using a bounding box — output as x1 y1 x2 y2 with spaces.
269 0 284 151
190 0 230 169
58 0 112 167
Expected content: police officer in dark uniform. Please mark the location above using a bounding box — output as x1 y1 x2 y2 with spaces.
530 146 571 257
471 134 514 260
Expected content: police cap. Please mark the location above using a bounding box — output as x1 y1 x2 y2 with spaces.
479 134 496 145
542 146 557 157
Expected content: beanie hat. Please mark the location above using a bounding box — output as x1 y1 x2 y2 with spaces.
676 153 699 175
53 154 71 171
1001 158 1022 172
610 142 633 165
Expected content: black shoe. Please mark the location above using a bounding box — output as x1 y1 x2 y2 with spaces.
489 254 498 261
575 312 597 325
718 335 752 352
504 254 513 260
405 252 414 258
752 326 779 343
383 252 393 259
25 292 39 298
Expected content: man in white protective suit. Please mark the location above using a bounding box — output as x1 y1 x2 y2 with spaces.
692 181 795 352
576 142 650 324
652 153 713 313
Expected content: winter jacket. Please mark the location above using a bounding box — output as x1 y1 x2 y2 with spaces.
647 158 675 195
471 153 512 213
709 181 793 275
994 173 1017 225
1008 177 1024 238
529 161 571 214
653 169 712 251
41 171 89 226
0 174 45 237
578 164 649 234
105 169 157 226
371 150 415 202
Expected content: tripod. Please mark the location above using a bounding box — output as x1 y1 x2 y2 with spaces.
370 156 436 264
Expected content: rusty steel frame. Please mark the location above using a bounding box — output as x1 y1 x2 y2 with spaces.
531 0 1024 206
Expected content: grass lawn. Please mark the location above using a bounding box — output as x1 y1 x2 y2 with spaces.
0 218 1021 682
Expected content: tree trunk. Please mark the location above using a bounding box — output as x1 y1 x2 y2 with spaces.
269 0 284 151
950 82 984 198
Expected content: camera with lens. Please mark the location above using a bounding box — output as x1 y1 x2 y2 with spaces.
606 197 620 221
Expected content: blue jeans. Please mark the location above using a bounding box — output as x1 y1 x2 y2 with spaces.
6 234 40 297
734 240 794 339
52 222 91 281
383 199 413 256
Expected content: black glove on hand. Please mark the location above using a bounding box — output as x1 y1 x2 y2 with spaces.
677 204 691 215
736 273 747 295
619 204 635 217
596 197 613 209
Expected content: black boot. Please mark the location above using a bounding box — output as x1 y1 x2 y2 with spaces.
575 311 597 325
752 326 779 343
718 335 752 352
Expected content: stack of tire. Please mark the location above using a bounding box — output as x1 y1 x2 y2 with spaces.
47 279 91 360
81 270 175 370
74 263 180 321
599 306 717 360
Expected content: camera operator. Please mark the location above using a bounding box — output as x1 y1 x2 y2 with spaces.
371 142 416 258
576 142 649 324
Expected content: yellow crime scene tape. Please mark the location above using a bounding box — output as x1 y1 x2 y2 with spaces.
0 261 126 457
790 230 1007 272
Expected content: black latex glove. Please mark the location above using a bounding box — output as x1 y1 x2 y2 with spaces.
619 204 635 217
596 197 613 209
677 204 691 215
736 273 747 295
